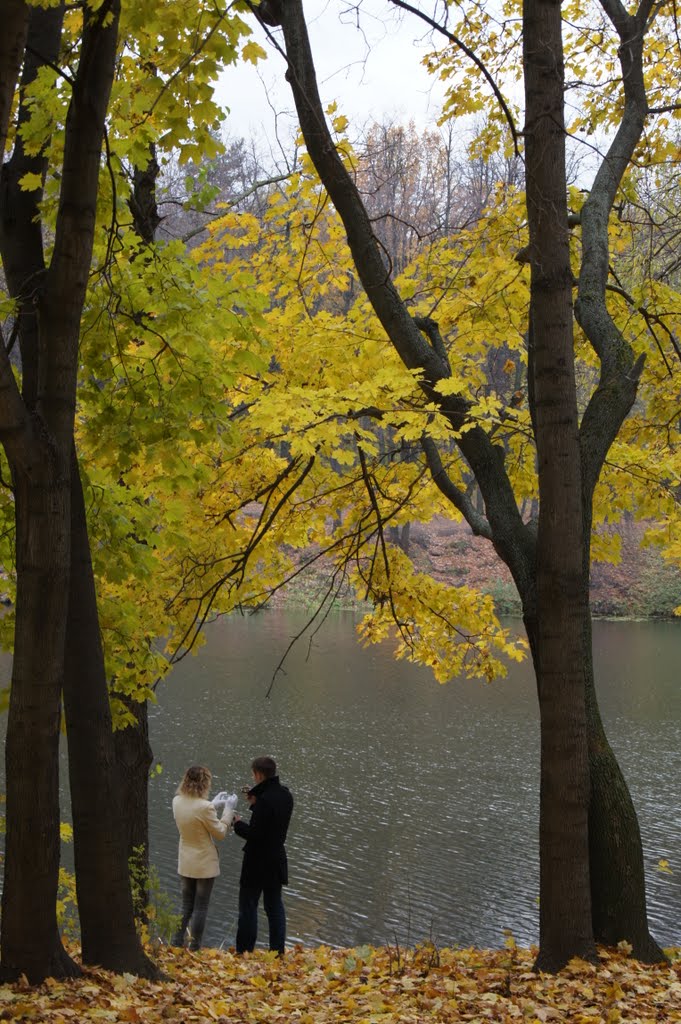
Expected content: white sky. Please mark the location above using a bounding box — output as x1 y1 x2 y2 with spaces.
217 0 449 148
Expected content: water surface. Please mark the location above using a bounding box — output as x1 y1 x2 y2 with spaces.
147 612 681 952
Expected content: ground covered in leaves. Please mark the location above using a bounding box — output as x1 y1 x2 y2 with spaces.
1 944 679 1023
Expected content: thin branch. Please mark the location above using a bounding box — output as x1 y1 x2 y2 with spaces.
421 436 493 540
181 172 293 243
386 0 521 157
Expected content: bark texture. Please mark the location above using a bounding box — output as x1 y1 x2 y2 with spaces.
113 697 154 898
0 463 77 983
0 1 76 983
522 0 596 970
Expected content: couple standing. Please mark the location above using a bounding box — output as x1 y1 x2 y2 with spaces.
171 755 293 954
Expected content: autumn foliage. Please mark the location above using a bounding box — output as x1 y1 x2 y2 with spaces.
0 944 678 1023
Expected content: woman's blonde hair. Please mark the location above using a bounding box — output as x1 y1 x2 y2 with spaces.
178 765 212 798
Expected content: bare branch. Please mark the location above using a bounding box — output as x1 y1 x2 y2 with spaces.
421 437 492 540
181 172 293 243
386 0 522 158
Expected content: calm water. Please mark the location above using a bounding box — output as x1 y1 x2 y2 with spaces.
145 612 681 952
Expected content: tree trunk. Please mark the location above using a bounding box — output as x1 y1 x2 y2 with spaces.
0 461 79 983
0 0 143 982
62 447 159 977
524 591 663 962
275 0 655 972
570 0 662 961
0 5 79 977
585 653 664 960
523 0 596 971
579 510 663 960
113 696 154 913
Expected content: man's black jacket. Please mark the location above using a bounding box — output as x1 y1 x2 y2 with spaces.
233 775 294 888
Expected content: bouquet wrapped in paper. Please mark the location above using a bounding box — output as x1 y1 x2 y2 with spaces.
211 790 238 824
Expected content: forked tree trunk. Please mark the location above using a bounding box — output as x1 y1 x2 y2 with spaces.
108 146 162 910
522 592 663 961
0 0 147 982
62 447 158 977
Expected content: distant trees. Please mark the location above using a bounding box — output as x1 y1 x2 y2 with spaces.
356 119 523 274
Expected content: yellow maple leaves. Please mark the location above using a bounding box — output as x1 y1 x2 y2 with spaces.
0 943 678 1023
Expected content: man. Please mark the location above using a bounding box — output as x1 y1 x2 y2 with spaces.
233 755 294 955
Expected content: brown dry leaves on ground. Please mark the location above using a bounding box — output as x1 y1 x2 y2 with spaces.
0 944 679 1023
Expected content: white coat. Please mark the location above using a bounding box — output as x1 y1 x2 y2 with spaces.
172 793 232 878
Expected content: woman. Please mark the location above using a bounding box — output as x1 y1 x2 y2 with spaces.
172 764 234 950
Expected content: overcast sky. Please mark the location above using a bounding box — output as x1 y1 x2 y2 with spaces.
217 0 449 148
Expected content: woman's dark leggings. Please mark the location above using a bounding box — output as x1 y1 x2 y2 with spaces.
172 875 215 950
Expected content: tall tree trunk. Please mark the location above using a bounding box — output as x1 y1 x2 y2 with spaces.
275 0 655 971
0 0 138 982
63 447 159 977
570 0 662 963
523 0 596 971
0 461 79 983
0 5 76 982
522 584 662 961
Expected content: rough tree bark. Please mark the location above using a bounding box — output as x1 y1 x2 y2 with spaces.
0 1 78 982
522 0 596 970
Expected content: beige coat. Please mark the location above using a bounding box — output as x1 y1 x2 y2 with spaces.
172 793 232 878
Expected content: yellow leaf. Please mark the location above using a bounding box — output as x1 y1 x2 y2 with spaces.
18 171 43 192
242 41 267 65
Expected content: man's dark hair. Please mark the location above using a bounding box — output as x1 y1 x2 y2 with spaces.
252 755 277 778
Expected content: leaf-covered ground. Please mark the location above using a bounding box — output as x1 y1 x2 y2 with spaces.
1 944 679 1023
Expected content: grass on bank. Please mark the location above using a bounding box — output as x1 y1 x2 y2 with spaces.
0 942 679 1023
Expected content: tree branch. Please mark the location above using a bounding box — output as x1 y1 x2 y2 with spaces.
421 437 492 540
575 0 656 500
40 0 121 440
275 0 535 593
181 173 293 244
386 0 522 158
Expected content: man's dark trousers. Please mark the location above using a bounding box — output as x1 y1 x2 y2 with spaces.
236 883 286 954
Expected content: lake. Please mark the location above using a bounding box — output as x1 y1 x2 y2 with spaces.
145 612 681 952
